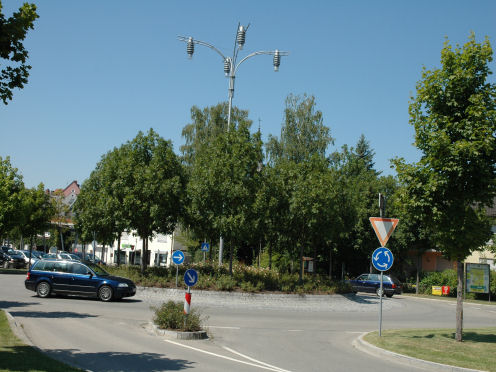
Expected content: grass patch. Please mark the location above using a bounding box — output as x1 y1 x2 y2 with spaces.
364 328 496 371
0 310 82 372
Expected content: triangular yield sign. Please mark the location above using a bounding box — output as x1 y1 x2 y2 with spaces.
369 217 399 247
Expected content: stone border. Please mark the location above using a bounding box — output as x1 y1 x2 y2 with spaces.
149 322 208 340
353 332 486 372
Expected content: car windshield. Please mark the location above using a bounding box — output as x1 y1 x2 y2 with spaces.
85 262 109 276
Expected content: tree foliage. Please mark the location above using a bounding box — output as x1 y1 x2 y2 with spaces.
0 1 38 104
0 156 24 237
394 33 496 341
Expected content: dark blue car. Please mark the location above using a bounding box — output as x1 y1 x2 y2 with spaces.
25 259 136 301
348 273 402 297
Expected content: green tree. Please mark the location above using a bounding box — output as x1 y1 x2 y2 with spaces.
186 117 263 274
266 93 333 165
394 33 496 341
0 156 24 240
14 184 54 263
121 129 185 273
0 1 38 104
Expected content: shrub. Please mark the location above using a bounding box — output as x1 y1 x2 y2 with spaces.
153 300 203 332
418 269 458 296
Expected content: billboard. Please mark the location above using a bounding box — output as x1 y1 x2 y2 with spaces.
466 263 490 294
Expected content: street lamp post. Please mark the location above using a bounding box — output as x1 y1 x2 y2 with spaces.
179 23 288 265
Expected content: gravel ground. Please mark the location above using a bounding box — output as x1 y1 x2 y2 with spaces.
136 287 403 312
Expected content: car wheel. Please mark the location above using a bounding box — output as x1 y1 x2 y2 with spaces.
376 288 384 297
36 282 51 298
98 285 113 302
386 293 393 298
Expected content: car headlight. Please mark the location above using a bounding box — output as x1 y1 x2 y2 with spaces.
118 283 128 288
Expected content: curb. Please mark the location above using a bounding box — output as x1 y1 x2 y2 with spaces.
353 332 486 372
149 322 208 340
5 310 34 346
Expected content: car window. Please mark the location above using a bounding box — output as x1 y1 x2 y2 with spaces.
54 262 70 273
369 274 380 281
85 262 108 276
32 261 45 270
42 261 57 271
71 263 90 275
357 274 368 280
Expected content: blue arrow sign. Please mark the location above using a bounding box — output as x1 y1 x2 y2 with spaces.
201 242 210 252
372 247 394 272
184 269 198 287
172 250 185 265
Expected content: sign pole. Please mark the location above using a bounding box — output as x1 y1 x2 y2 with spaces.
379 271 383 337
176 264 179 287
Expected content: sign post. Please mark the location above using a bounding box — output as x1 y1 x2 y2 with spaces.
201 242 210 262
370 206 398 338
172 250 185 287
183 269 198 329
372 247 394 337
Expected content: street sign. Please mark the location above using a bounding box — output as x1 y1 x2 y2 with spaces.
372 247 394 272
172 250 185 265
369 217 399 247
201 242 210 252
184 269 198 287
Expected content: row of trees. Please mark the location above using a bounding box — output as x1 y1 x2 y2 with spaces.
0 157 54 250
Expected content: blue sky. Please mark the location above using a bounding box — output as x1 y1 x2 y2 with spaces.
1 0 495 190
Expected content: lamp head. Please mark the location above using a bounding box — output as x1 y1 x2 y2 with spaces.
236 25 246 50
273 50 280 72
187 37 194 59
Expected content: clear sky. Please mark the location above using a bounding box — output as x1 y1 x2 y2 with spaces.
1 0 495 190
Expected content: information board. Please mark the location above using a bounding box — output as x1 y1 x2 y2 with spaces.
466 263 490 294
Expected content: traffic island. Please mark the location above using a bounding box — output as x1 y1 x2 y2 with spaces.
149 322 208 340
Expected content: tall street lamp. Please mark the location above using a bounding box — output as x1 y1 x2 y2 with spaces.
178 23 289 265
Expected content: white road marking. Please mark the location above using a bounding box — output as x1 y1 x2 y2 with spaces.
223 346 293 372
206 326 241 330
164 340 290 372
287 329 303 332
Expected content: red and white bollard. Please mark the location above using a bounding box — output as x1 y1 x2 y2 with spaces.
184 287 191 315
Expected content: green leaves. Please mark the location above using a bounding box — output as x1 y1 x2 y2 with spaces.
397 33 496 261
0 1 39 104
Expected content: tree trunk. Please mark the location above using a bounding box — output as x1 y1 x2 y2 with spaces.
329 250 332 279
416 251 421 295
141 238 146 274
117 235 121 267
299 244 304 284
229 239 233 276
269 244 272 270
455 261 464 342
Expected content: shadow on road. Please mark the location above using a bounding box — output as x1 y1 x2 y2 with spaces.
47 349 195 371
0 300 39 310
9 310 97 319
343 294 376 304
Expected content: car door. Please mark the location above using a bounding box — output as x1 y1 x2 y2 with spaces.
44 261 71 293
365 273 380 293
69 262 99 296
353 274 369 292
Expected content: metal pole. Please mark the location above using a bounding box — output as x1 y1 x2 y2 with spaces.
178 29 288 268
379 271 383 337
176 264 179 288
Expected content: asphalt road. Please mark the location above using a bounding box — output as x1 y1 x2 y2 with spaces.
2 273 496 372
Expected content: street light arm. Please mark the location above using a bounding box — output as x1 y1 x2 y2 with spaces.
234 50 289 74
178 36 227 61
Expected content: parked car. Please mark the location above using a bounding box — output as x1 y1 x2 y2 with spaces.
15 250 40 266
73 252 105 265
1 249 26 269
42 252 80 261
25 259 136 301
348 273 402 297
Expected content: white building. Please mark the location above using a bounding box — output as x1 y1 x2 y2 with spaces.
74 231 179 268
